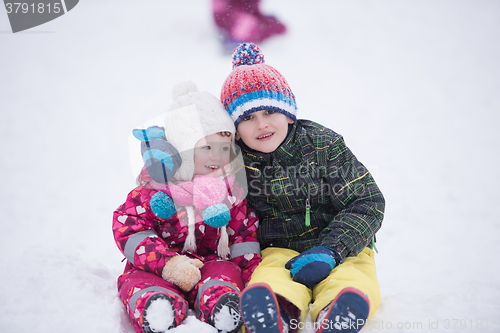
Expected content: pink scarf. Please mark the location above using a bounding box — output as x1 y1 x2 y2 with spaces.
144 171 237 259
168 174 235 209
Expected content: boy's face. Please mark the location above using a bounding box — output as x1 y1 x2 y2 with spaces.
193 133 232 176
236 110 294 153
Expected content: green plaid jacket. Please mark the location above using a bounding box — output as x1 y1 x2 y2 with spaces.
240 119 385 260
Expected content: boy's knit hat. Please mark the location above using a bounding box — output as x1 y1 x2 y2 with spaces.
220 43 298 127
164 81 235 181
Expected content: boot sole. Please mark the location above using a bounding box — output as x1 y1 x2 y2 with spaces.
240 283 284 333
316 287 370 333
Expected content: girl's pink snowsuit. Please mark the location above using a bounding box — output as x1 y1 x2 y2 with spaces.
211 0 286 44
112 169 261 333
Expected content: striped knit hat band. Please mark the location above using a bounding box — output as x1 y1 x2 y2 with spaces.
221 43 297 127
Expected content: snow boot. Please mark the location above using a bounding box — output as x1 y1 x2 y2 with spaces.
240 283 288 333
315 287 369 333
143 293 176 333
209 292 243 333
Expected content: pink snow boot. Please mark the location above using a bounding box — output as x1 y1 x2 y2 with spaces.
142 293 176 333
212 0 287 51
209 292 243 333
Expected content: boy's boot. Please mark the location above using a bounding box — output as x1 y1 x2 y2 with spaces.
240 283 289 333
315 287 369 333
209 292 243 333
143 293 176 333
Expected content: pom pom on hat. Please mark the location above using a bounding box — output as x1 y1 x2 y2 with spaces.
232 43 265 69
221 43 298 127
171 81 198 100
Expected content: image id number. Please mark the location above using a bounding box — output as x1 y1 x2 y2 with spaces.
444 319 498 330
5 2 62 14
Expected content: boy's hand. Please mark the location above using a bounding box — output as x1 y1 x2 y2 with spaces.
285 246 338 289
161 255 204 292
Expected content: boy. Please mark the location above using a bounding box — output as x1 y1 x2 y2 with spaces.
219 43 385 333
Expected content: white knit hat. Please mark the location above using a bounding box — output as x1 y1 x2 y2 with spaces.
164 81 236 181
161 82 238 259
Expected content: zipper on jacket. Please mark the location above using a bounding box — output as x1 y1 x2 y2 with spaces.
305 198 311 227
371 236 379 253
304 185 311 227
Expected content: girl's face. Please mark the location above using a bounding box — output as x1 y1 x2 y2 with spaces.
193 133 232 176
236 110 294 153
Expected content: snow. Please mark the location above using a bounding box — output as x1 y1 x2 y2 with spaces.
212 305 239 332
144 297 175 332
1 0 499 332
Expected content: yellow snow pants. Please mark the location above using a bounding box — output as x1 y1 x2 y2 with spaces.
247 247 381 323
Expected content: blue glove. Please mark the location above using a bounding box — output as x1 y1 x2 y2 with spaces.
133 126 182 183
285 246 340 289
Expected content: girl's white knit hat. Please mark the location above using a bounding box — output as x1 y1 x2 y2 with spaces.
164 81 235 181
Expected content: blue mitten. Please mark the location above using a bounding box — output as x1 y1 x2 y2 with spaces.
133 126 182 183
285 246 340 289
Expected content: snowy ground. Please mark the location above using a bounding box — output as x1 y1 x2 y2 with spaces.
1 1 499 332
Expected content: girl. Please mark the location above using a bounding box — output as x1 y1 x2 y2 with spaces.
112 81 261 333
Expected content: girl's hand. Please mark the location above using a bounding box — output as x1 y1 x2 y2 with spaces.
161 255 204 292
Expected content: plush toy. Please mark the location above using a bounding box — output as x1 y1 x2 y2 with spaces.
133 126 182 184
